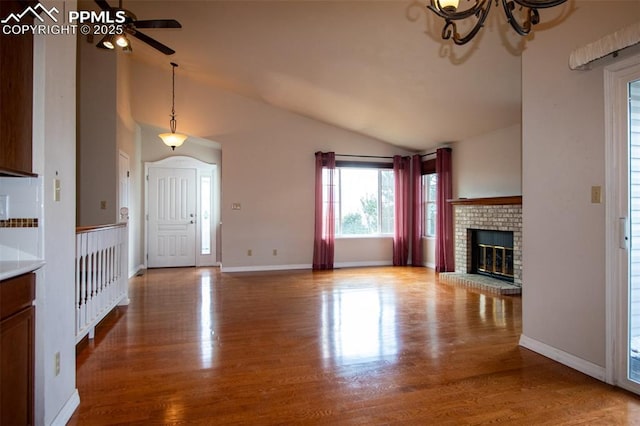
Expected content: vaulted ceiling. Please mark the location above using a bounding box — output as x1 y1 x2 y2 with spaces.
91 0 559 151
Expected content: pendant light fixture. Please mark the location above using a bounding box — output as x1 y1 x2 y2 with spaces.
427 0 567 45
159 62 187 150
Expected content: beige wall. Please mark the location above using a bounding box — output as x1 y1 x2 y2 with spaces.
335 237 394 267
116 54 144 275
76 31 118 226
420 123 522 268
522 1 640 368
422 237 436 269
140 125 221 164
130 60 411 270
139 124 222 265
452 124 522 199
78 36 144 273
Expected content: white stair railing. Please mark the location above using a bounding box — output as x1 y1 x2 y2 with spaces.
75 223 129 343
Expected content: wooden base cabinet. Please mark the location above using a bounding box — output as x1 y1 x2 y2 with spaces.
0 273 35 426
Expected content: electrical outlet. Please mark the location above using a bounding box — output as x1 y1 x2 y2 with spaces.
232 203 241 210
0 195 8 220
100 200 107 210
55 352 60 376
273 249 277 256
247 249 252 256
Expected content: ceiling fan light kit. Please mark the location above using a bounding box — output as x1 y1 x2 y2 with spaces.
93 0 181 55
427 0 567 45
158 62 187 151
97 34 115 49
115 33 129 48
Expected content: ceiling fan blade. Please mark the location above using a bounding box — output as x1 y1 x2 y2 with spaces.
94 0 112 11
134 19 182 29
129 29 175 55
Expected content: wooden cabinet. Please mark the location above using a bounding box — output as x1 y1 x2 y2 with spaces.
1 273 35 426
0 0 35 177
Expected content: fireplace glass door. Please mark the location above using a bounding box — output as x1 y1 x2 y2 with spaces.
472 230 514 282
478 244 514 278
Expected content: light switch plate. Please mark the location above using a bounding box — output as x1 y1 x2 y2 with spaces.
591 186 602 204
0 195 8 220
53 179 61 202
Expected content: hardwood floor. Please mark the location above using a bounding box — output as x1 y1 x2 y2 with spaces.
69 267 640 425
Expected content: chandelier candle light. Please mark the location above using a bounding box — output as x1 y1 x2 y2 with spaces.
159 62 187 150
427 0 567 45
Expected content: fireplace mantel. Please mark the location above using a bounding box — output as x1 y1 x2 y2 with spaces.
449 196 522 206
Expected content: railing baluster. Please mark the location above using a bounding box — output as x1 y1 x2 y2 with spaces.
74 223 129 343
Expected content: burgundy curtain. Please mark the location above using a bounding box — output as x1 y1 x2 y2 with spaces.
313 152 336 270
411 154 423 266
393 156 410 266
435 148 454 272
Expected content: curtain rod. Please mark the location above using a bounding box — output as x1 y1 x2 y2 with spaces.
335 154 394 159
335 151 438 159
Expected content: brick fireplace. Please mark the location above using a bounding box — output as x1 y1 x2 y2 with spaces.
448 196 522 290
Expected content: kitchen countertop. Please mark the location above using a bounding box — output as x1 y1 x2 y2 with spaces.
0 260 46 281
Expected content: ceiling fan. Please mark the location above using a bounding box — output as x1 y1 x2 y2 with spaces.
94 0 181 55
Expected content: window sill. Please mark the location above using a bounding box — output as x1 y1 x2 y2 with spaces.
336 235 394 240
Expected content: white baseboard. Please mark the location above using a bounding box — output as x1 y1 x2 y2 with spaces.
334 261 393 268
128 264 145 278
519 334 606 381
51 388 80 426
220 261 396 273
424 262 435 269
221 264 312 273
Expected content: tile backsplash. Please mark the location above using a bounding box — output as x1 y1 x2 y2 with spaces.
0 218 39 228
0 177 43 260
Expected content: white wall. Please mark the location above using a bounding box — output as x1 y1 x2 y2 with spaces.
452 123 522 199
130 60 411 270
32 1 79 422
522 1 640 369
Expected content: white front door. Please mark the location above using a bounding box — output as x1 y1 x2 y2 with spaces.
148 167 197 268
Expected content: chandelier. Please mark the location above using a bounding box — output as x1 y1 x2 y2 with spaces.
427 0 567 45
158 62 187 150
